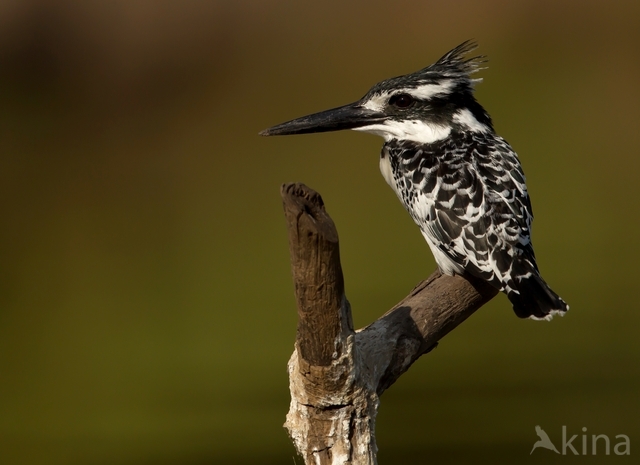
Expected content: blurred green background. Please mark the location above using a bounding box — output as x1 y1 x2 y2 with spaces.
0 1 638 464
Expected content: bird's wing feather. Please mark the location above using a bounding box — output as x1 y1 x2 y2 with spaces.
396 133 535 288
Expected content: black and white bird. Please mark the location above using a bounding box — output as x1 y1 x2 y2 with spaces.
260 41 568 320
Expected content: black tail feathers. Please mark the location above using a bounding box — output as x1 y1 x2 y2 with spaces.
507 273 569 320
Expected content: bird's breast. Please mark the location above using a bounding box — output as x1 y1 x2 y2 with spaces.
380 144 435 220
379 147 396 190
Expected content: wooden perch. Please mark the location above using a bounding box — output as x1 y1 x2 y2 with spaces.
281 182 498 465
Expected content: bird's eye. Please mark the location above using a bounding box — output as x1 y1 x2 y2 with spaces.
389 94 415 108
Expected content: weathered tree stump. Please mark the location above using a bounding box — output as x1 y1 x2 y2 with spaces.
281 182 498 465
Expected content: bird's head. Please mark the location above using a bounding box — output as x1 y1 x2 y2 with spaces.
260 40 493 144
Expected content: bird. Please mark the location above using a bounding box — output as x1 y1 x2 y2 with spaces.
260 41 568 320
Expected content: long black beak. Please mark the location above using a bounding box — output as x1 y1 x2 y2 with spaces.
259 101 386 136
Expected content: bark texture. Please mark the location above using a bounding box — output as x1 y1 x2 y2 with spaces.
281 182 498 465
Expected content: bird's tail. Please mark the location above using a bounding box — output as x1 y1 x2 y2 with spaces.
506 271 569 320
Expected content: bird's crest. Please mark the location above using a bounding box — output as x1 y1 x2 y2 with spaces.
418 40 486 81
369 40 486 95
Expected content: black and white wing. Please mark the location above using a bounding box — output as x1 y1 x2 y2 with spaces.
386 132 568 319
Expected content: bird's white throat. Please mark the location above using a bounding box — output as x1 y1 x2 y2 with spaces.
354 120 451 143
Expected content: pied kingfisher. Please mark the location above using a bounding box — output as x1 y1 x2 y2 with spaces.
261 41 568 320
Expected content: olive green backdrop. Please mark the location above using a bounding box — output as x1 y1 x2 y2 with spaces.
0 1 638 464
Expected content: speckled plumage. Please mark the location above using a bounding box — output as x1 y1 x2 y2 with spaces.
381 130 565 319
